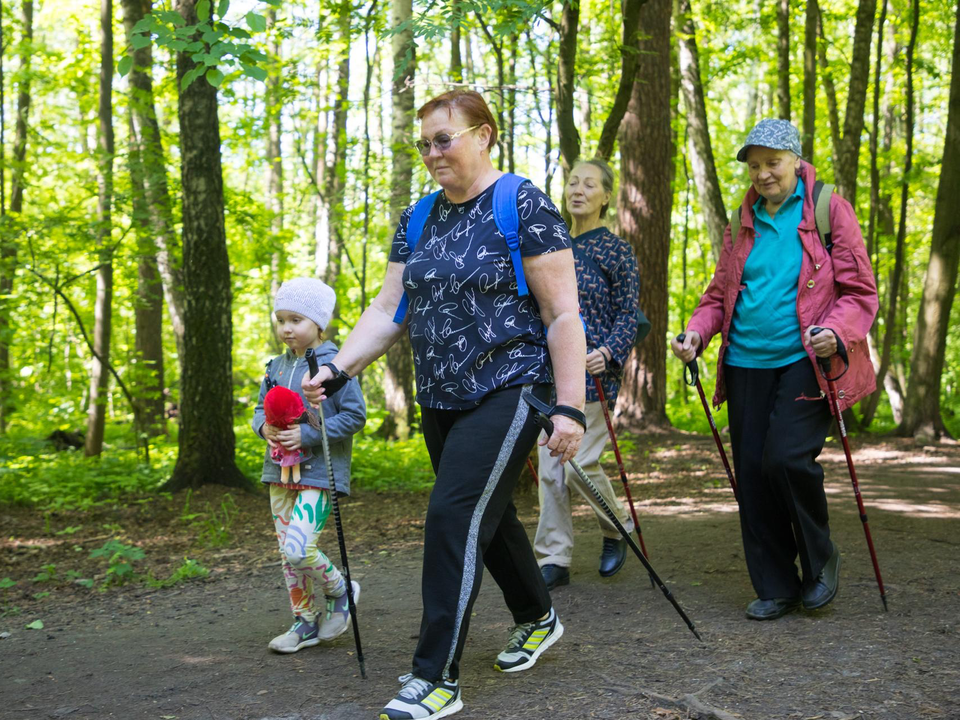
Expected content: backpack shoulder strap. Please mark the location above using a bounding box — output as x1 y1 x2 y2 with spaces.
730 207 742 246
392 191 441 324
492 173 530 297
813 180 834 252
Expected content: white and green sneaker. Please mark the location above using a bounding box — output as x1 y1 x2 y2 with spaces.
493 606 564 673
267 617 320 654
318 580 360 641
379 673 462 720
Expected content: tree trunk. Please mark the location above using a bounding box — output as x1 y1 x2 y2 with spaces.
833 0 877 202
165 0 250 491
0 0 32 433
817 9 841 169
556 0 580 180
528 32 556 197
898 0 960 440
323 0 351 339
313 61 331 278
380 0 416 440
266 8 283 347
777 0 791 120
121 0 184 362
596 0 648 161
122 0 165 437
801 0 817 159
616 0 673 430
506 33 517 175
677 0 726 260
85 0 115 457
860 0 916 428
450 0 463 82
865 0 887 266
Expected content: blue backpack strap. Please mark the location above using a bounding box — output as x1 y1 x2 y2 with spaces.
392 191 441 324
492 173 530 297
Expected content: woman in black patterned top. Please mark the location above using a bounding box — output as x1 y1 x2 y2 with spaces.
535 158 641 592
303 90 585 720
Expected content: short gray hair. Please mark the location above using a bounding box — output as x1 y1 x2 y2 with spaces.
574 158 616 218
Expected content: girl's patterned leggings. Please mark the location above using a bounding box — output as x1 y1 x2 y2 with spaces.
269 484 344 623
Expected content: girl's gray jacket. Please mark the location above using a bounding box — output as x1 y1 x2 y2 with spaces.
252 342 366 495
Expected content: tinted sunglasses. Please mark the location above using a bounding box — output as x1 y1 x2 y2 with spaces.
414 124 482 156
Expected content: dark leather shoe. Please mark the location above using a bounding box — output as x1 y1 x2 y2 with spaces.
599 537 627 577
745 597 802 620
803 544 841 610
540 564 570 591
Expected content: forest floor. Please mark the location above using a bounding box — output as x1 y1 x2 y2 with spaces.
1 431 959 720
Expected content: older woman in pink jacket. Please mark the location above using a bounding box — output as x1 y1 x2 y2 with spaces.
672 119 878 621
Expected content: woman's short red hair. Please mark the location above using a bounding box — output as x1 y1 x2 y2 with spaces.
417 90 499 151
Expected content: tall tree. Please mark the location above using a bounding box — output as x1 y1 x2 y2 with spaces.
322 0 351 338
829 0 878 201
777 0 791 120
898 0 960 440
0 0 32 434
861 0 914 428
677 0 727 260
120 0 185 362
122 0 165 436
595 0 647 161
450 0 463 82
85 0 115 457
266 8 283 304
801 0 817 158
616 0 674 429
166 0 250 491
380 0 416 439
555 0 580 180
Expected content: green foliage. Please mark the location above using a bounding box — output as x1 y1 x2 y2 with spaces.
145 558 209 589
31 564 57 583
89 540 146 587
122 0 280 89
0 577 16 590
195 494 239 548
25 619 44 630
351 435 436 492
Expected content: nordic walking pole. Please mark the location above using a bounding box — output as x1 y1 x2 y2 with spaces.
593 378 655 587
676 334 738 500
533 411 703 642
304 348 368 676
526 457 540 487
810 328 888 611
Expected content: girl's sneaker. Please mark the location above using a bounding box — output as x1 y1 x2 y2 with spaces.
317 580 360 641
379 674 462 720
267 617 320 654
493 606 564 672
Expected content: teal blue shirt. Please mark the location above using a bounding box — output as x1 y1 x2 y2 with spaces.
725 176 808 369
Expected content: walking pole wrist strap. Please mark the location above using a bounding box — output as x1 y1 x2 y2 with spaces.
549 405 587 430
321 362 352 395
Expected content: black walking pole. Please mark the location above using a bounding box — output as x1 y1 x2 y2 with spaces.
304 348 368 675
533 410 703 641
593 378 655 587
810 328 888 611
676 334 738 500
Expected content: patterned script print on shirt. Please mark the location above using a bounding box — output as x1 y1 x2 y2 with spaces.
390 179 571 410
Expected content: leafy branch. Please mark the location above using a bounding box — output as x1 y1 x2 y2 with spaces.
119 0 281 90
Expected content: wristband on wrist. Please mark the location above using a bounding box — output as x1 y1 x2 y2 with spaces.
321 362 351 395
549 404 587 430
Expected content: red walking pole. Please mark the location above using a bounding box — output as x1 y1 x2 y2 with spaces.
676 334 738 501
593 378 654 578
810 328 888 611
526 457 540 487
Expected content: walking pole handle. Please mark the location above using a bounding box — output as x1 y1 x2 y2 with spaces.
809 327 832 375
305 347 321 379
675 333 700 386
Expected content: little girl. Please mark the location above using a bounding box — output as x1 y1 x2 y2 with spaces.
252 277 367 653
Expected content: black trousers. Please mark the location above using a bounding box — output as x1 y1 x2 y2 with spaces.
725 359 834 600
412 384 552 682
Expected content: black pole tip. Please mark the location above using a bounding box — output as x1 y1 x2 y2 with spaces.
881 595 889 612
692 627 703 642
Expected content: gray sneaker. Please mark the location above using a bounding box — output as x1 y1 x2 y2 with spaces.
268 617 320 654
318 580 360 641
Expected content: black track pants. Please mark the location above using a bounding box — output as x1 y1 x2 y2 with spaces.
725 359 834 600
412 384 552 682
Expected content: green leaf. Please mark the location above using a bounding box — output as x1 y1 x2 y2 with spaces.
131 17 154 33
245 11 267 33
0 577 15 589
228 27 251 39
239 49 268 63
241 63 267 81
156 10 186 26
217 0 230 17
131 33 152 49
206 68 224 87
75 579 94 589
25 619 43 630
169 40 189 52
196 0 211 22
181 65 206 90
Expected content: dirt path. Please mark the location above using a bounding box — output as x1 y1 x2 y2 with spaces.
2 433 959 720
